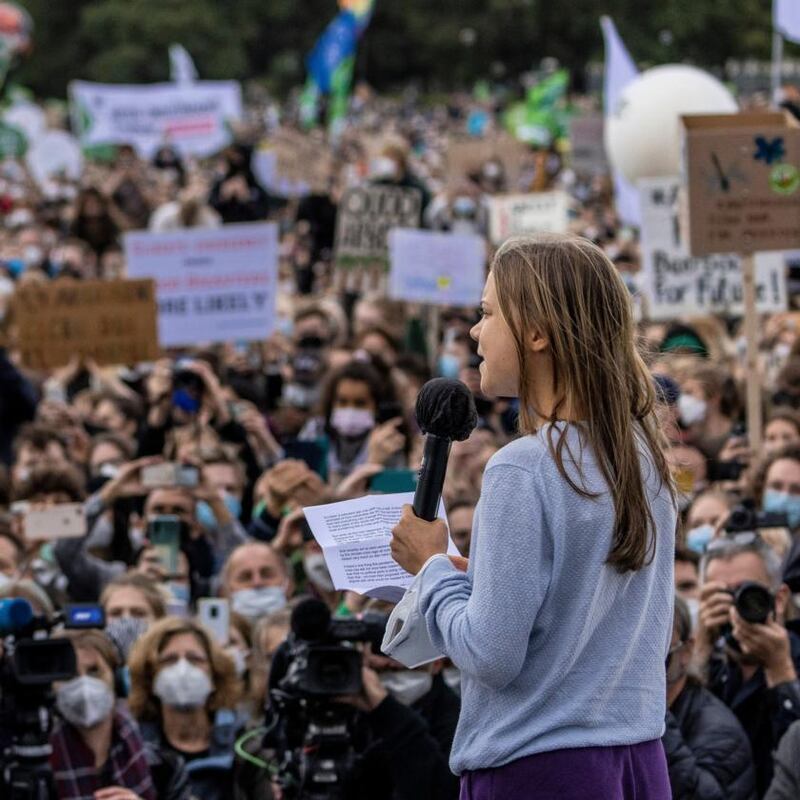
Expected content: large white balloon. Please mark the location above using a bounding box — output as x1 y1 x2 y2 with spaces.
605 64 738 182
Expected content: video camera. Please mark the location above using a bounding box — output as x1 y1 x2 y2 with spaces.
269 598 388 800
0 598 105 800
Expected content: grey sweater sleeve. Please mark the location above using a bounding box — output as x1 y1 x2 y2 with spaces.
765 721 800 800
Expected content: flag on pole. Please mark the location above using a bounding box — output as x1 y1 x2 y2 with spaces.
169 44 198 84
775 0 800 43
306 0 374 129
600 16 641 228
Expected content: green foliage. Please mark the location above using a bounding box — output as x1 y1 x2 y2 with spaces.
10 0 783 99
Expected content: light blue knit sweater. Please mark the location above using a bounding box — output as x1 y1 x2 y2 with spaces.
418 425 677 775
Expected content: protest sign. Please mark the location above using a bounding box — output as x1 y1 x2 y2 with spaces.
13 279 158 369
125 223 278 347
334 185 422 270
252 128 334 197
446 131 532 191
69 80 242 159
681 111 800 256
568 114 607 174
640 177 787 320
488 191 570 245
388 229 485 307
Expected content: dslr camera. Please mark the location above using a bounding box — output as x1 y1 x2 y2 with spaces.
724 504 788 534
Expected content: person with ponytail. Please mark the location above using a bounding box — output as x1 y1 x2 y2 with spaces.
390 234 677 800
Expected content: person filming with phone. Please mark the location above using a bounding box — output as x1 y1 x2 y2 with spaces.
389 235 678 800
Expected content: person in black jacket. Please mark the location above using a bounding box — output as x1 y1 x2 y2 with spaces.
696 533 800 797
663 594 756 800
209 144 277 224
0 346 37 466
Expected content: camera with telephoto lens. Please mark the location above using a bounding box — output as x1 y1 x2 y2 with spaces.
268 599 388 800
0 598 105 800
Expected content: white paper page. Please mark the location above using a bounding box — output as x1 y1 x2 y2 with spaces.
303 492 456 603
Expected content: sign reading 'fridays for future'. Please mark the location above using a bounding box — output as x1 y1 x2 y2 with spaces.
639 177 787 320
124 223 279 347
388 228 485 307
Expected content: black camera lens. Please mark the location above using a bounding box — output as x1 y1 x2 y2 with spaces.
734 581 775 625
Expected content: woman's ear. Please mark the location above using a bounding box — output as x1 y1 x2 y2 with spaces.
528 330 549 353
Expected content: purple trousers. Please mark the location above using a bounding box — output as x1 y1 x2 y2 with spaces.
459 739 671 800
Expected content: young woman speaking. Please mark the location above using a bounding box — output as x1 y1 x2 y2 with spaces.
391 234 677 800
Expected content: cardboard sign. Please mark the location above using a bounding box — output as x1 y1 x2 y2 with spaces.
69 80 243 159
640 176 786 320
253 128 334 197
13 279 158 369
446 131 533 191
568 114 608 175
334 185 422 269
388 229 485 307
681 111 800 256
488 191 570 245
125 223 279 347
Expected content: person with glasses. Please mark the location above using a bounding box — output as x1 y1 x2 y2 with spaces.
662 595 755 800
128 617 273 800
696 533 800 796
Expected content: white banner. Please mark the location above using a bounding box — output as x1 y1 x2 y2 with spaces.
488 191 569 245
639 177 787 320
70 80 242 158
388 228 485 307
124 223 278 347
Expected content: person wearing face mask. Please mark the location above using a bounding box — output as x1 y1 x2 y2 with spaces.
128 617 272 800
369 142 432 213
101 573 166 663
678 366 739 461
50 629 190 800
684 489 734 554
661 596 756 800
696 534 800 795
751 445 800 531
300 360 407 485
220 541 293 623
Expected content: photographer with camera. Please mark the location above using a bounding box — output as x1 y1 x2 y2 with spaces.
662 595 756 800
50 629 190 800
262 599 457 800
696 531 800 796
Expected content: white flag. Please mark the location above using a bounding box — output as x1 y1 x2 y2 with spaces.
169 44 198 85
776 0 800 43
600 16 641 227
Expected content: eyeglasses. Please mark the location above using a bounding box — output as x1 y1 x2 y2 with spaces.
705 531 761 555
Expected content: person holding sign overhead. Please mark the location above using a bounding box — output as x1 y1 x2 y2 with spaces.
390 234 677 799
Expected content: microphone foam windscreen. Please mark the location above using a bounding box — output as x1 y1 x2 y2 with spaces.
291 597 331 641
415 378 478 441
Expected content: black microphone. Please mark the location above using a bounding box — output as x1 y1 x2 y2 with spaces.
413 378 478 521
290 597 331 641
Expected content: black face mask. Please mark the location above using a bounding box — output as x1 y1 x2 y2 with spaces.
84 420 111 437
87 474 110 494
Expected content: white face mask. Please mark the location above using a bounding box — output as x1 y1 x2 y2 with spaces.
379 670 433 706
303 552 336 593
678 393 707 427
226 647 249 678
56 675 115 729
330 407 375 438
231 586 287 621
370 156 399 180
22 245 43 267
685 598 700 632
154 658 212 709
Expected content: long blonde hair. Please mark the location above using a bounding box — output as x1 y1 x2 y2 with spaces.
492 234 673 572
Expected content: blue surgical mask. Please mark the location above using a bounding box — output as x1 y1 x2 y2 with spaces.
196 493 242 530
763 489 800 529
686 523 714 554
5 258 24 277
172 388 200 413
437 353 461 379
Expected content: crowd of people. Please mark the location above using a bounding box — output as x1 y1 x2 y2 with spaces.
0 89 799 799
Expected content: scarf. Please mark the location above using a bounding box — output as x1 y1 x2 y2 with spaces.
50 707 157 800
